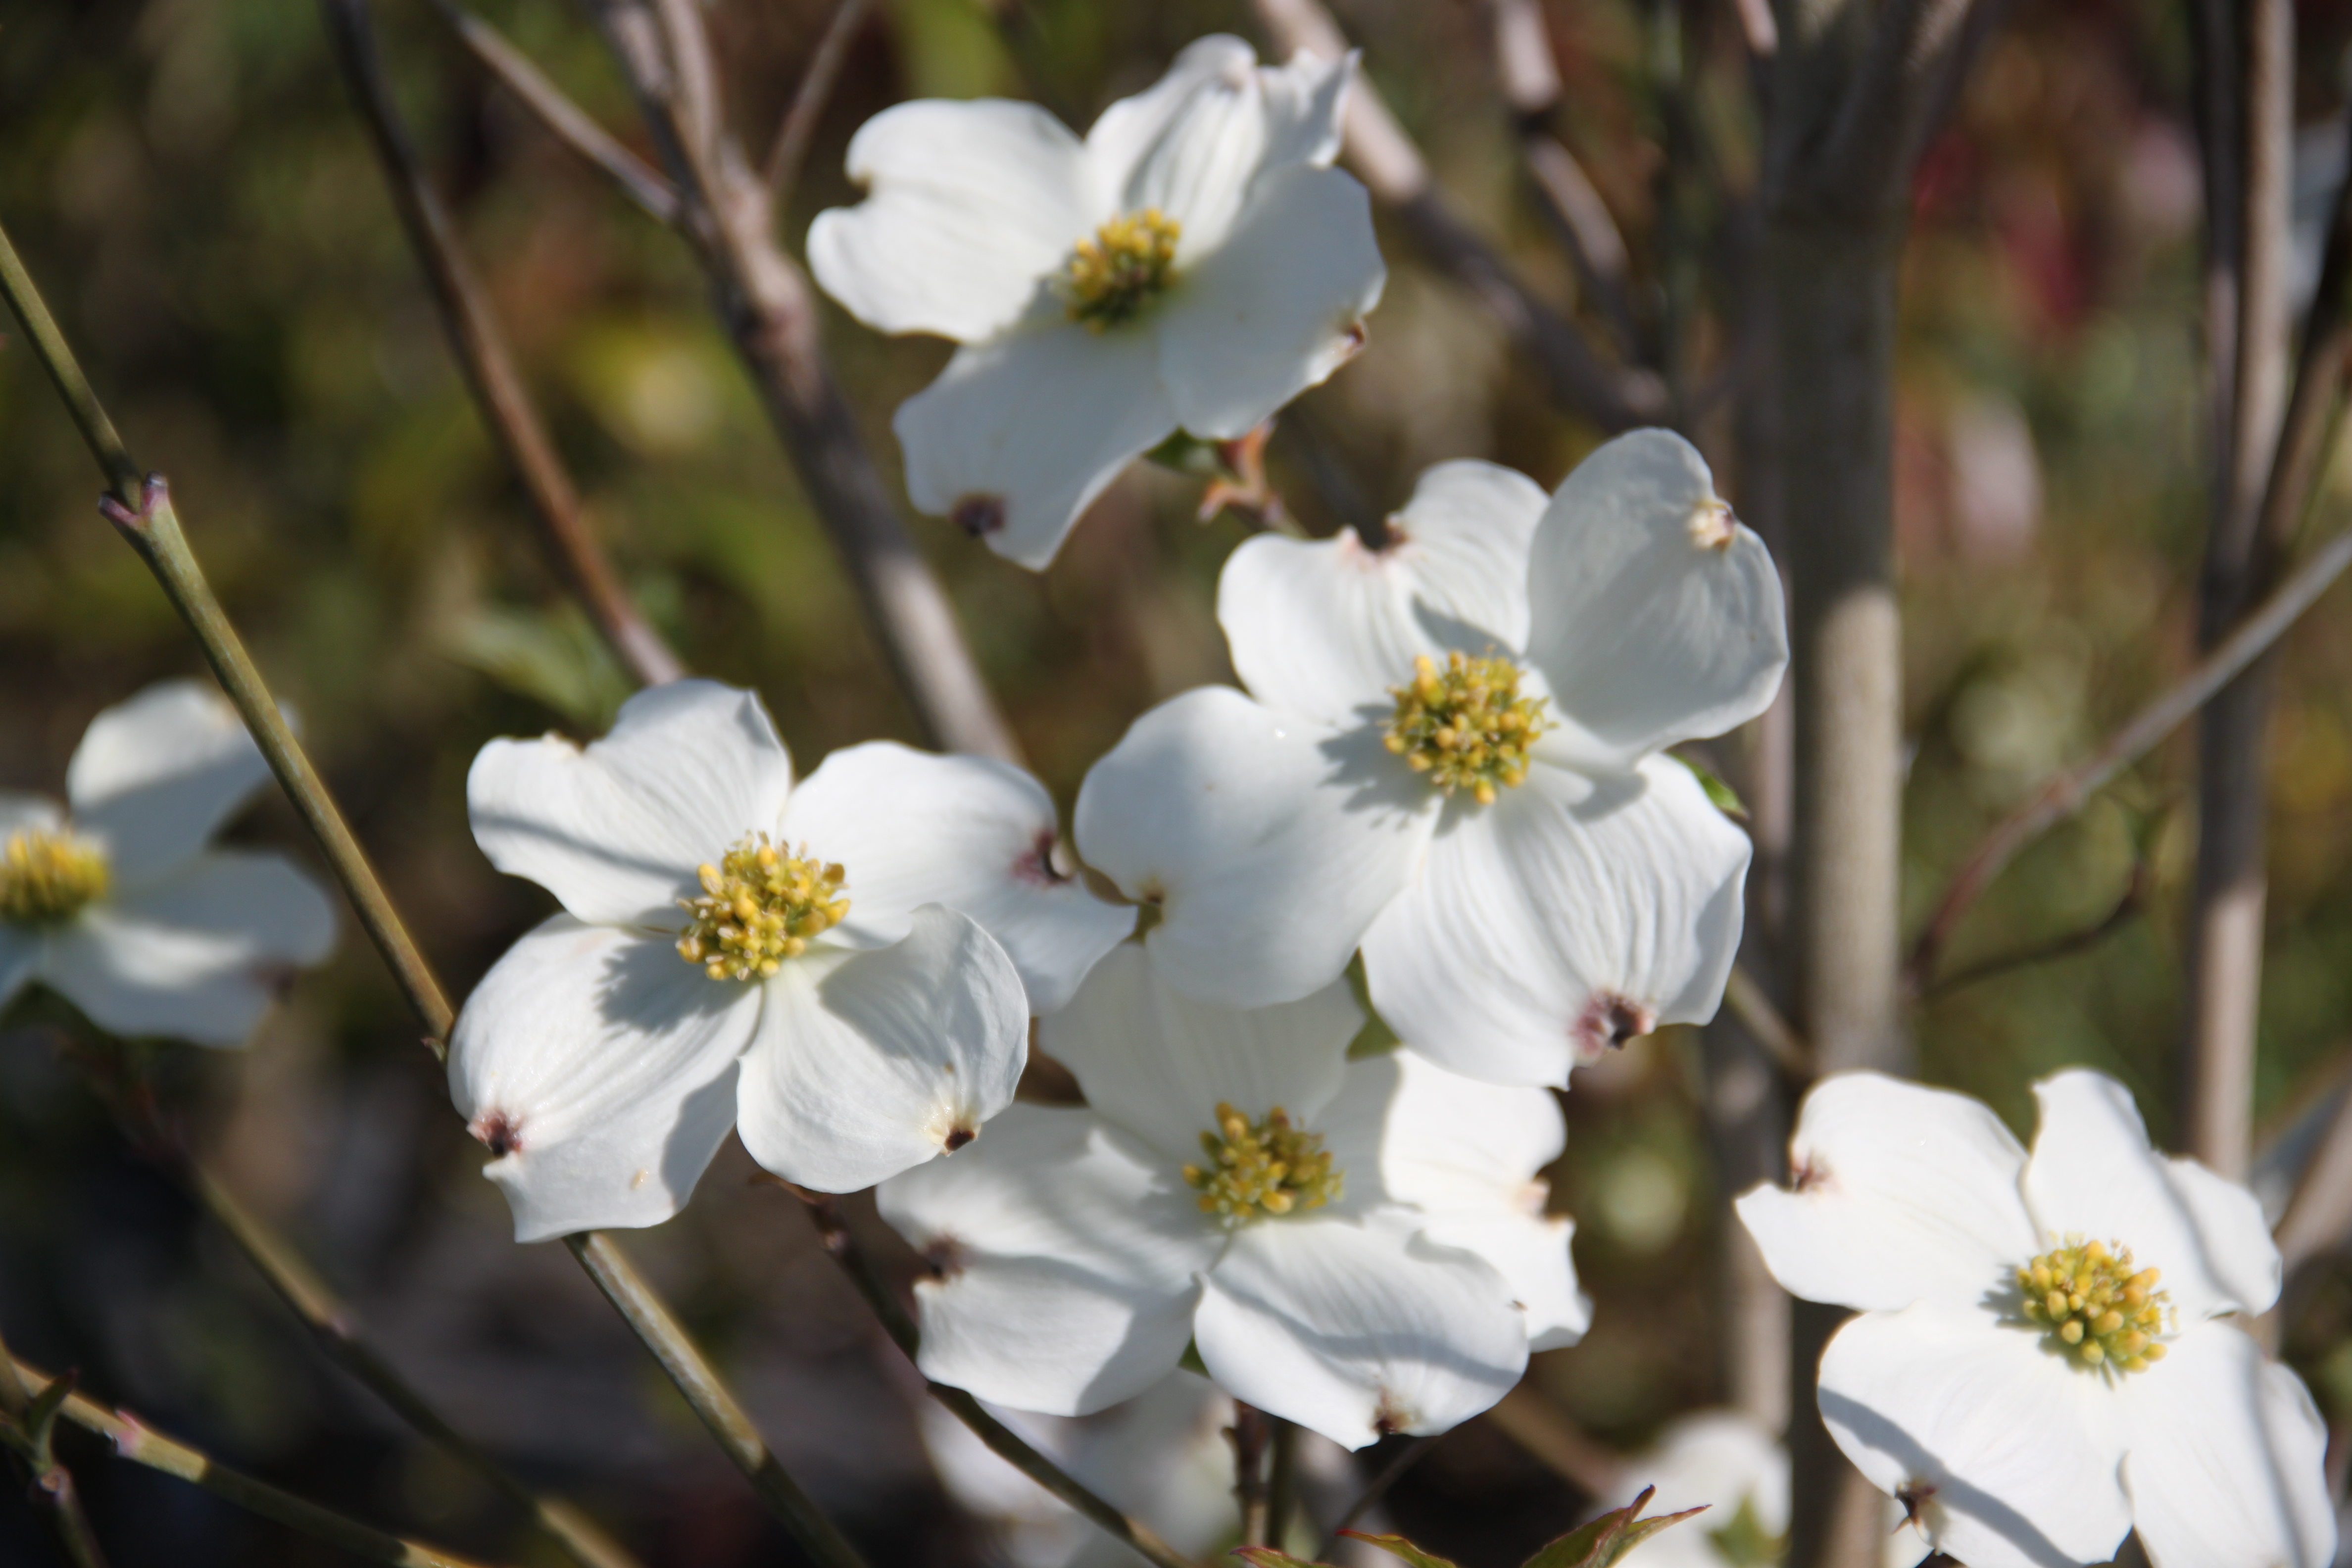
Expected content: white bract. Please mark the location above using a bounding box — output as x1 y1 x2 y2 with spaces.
0 680 336 1046
1075 431 1786 1087
451 679 1131 1242
808 35 1384 570
877 943 1585 1449
1736 1069 2335 1568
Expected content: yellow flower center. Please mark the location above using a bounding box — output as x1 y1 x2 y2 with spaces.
2014 1235 2173 1373
1182 1102 1343 1221
1382 651 1552 805
675 834 850 982
1059 209 1181 331
0 828 110 927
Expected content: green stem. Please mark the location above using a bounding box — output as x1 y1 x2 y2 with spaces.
563 1233 870 1568
12 1354 505 1568
0 1324 112 1568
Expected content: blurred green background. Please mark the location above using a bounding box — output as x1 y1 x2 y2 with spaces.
4 0 2352 1563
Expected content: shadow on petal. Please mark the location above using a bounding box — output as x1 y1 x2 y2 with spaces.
1819 1389 2084 1568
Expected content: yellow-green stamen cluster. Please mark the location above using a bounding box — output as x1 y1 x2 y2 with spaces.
1182 1102 1343 1221
0 828 109 927
1059 209 1181 330
1383 651 1552 805
2015 1236 2171 1372
676 835 849 982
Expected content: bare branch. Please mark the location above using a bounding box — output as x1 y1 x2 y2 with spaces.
1317 1434 1437 1558
1915 860 2148 1002
1482 1383 1627 1496
1246 0 1666 430
765 0 870 211
1724 963 1811 1077
433 0 682 226
322 0 687 690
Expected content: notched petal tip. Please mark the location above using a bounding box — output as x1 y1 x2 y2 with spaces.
952 493 1008 538
1372 1388 1414 1438
1572 991 1657 1057
921 1232 970 1279
1012 829 1071 888
471 1109 524 1158
1686 497 1737 551
943 1124 978 1152
1791 1151 1832 1193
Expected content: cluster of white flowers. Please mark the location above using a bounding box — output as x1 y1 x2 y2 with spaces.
17 33 2327 1564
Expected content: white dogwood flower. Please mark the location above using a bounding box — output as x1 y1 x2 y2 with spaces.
808 35 1384 570
1076 431 1786 1086
878 943 1582 1449
0 680 335 1046
452 679 1131 1242
1736 1069 2335 1568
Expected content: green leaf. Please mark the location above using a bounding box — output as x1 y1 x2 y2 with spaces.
441 601 632 731
1337 1532 1462 1568
1343 953 1401 1059
1142 429 1235 479
1671 753 1749 823
1520 1486 1708 1568
1231 1550 1333 1568
1705 1496 1787 1567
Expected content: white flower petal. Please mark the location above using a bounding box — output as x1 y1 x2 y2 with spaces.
1362 754 1749 1088
735 906 1028 1192
779 741 1133 1014
1816 1302 2130 1568
895 321 1176 571
1074 686 1431 1010
2118 1325 2335 1568
43 850 338 1047
806 98 1094 343
1218 459 1548 728
64 680 271 883
1343 1051 1588 1349
1193 1212 1528 1449
1086 38 1350 251
0 792 65 837
1038 943 1358 1167
877 1104 1219 1415
1613 1411 1791 1568
1525 431 1789 773
0 927 42 1016
2022 1070 2279 1320
448 915 759 1241
1735 1071 2038 1315
467 680 794 929
1154 163 1381 441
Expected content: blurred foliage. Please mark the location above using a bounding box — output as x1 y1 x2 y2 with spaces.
4 0 2352 1564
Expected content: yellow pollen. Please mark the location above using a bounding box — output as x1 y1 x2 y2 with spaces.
1382 651 1552 805
1182 1102 1343 1222
1059 209 1181 330
675 833 850 983
2014 1235 2173 1374
0 828 110 926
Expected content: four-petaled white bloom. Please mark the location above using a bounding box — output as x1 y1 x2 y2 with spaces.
877 942 1586 1449
451 679 1132 1242
1736 1069 2335 1568
1075 431 1786 1087
809 35 1384 570
1603 1410 1924 1568
0 680 336 1046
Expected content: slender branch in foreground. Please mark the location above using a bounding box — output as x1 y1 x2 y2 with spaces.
791 1192 1202 1568
1318 1434 1435 1559
0 208 858 1560
1906 522 2352 993
432 0 681 226
1721 964 1811 1078
11 1355 507 1568
563 1233 870 1568
1246 0 1666 431
323 0 686 690
764 0 869 211
0 1327 111 1568
1481 1383 1627 1497
1915 860 2148 1002
190 1164 645 1568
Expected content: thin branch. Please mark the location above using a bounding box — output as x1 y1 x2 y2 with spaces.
1915 860 2148 1002
0 1326 111 1568
1318 1435 1435 1558
433 0 682 226
322 0 687 691
1906 524 2352 993
585 0 1022 760
1246 0 1667 430
764 0 869 211
12 1355 507 1568
189 1163 645 1568
562 1233 869 1568
790 1192 1202 1568
1481 1383 1626 1497
1722 963 1811 1077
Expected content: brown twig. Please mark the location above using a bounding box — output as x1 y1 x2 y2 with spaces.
1721 963 1811 1077
1245 0 1666 430
1915 860 2149 1002
1231 1401 1274 1548
764 0 869 212
433 0 682 226
12 1355 506 1568
0 1328 110 1568
790 1192 1202 1568
1482 1384 1626 1497
322 0 686 691
1318 1434 1436 1557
